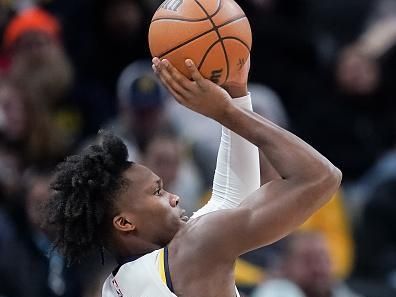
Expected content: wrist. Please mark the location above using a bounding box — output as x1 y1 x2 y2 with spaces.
223 85 248 98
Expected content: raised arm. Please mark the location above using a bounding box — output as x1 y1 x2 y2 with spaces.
191 58 260 219
190 98 260 219
153 58 342 259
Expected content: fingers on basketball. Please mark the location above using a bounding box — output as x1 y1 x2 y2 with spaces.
163 59 192 92
185 59 204 86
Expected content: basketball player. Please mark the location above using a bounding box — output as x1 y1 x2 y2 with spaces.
45 57 342 297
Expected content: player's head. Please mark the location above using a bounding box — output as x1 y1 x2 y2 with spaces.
45 131 186 264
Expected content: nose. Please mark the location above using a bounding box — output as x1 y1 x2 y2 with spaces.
169 193 180 207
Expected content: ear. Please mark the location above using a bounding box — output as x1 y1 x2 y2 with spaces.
113 214 136 232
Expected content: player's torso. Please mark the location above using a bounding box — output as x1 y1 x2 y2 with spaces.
168 234 240 297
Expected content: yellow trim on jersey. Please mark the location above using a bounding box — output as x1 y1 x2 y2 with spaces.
235 258 265 286
158 248 167 285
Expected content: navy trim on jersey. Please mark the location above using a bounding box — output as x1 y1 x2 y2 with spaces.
164 246 175 293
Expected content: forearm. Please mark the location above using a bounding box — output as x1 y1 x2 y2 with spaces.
218 104 340 182
191 94 260 219
227 87 281 186
212 97 260 199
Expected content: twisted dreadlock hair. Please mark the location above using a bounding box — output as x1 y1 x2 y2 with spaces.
45 131 132 264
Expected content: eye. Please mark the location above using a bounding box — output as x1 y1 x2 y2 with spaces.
154 188 161 196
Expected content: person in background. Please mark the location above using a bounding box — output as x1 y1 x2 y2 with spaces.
0 77 67 167
0 168 82 297
1 6 89 144
112 59 172 157
252 231 362 297
3 7 73 107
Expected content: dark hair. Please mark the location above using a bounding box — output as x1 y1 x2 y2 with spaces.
45 131 131 264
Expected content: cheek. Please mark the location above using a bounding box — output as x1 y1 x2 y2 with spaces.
141 198 170 221
156 199 179 228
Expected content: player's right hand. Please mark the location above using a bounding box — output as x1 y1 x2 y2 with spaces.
152 57 233 121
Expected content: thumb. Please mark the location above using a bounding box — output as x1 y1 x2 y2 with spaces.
185 59 204 86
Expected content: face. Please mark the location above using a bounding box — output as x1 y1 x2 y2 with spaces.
12 31 55 61
11 32 73 105
113 164 187 247
0 83 27 141
336 47 380 95
104 0 143 40
284 233 333 297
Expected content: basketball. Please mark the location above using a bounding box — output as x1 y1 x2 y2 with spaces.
148 0 252 85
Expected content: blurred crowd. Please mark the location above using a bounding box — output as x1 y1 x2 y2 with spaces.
0 0 396 297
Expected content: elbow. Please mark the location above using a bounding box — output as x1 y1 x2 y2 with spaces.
332 166 343 188
327 164 342 189
317 164 343 199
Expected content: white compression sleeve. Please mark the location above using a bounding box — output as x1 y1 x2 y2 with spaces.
190 94 260 220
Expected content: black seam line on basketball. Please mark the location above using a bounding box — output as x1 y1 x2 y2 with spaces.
198 37 250 70
152 16 211 22
221 37 251 51
194 0 230 82
157 15 247 59
197 39 222 70
152 0 221 23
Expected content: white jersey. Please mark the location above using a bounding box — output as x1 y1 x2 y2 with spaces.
102 248 176 297
102 95 258 297
102 247 240 297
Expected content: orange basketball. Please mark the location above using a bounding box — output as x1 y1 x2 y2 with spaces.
148 0 252 85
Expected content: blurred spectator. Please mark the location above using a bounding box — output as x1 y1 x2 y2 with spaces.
300 191 355 279
294 42 396 182
307 0 375 62
40 0 151 129
336 46 380 96
3 7 73 106
0 77 67 167
0 168 82 297
1 6 88 144
111 59 172 157
251 231 362 297
241 0 396 182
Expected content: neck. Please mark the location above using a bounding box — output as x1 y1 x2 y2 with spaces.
112 235 161 264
